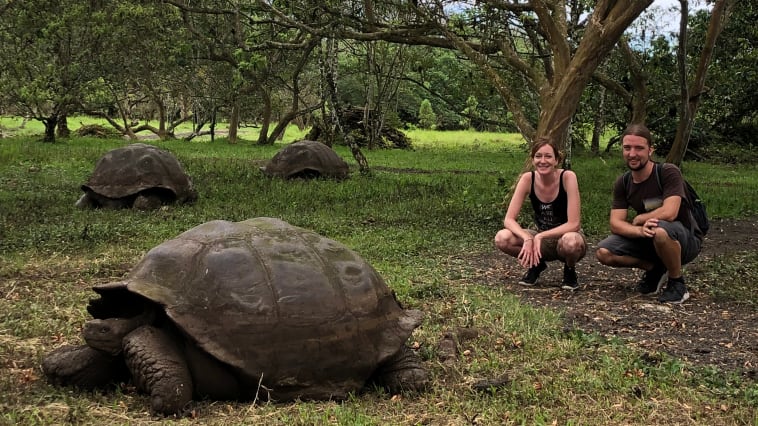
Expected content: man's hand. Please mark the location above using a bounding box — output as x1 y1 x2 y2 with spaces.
640 218 659 238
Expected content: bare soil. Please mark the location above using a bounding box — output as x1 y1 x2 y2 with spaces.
470 218 758 378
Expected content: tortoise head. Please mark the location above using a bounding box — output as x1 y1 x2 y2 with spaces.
83 312 154 355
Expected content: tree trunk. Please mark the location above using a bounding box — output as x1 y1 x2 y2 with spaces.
257 90 273 145
268 105 320 145
56 114 70 138
666 0 734 166
228 99 240 144
620 39 649 124
210 107 217 142
156 100 168 139
536 1 653 148
591 86 606 155
323 37 369 174
266 36 317 145
92 98 138 140
42 116 58 143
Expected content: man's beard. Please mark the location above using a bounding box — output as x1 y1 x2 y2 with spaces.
627 158 648 171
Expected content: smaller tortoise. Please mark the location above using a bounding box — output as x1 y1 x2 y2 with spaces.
75 143 198 210
42 218 427 416
260 140 349 179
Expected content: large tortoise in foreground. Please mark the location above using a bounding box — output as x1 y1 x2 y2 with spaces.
42 218 428 415
75 143 197 210
260 140 349 179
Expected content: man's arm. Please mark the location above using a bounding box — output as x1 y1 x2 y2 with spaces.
631 195 682 225
609 208 646 238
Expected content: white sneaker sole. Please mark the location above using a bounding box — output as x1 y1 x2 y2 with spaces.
666 291 690 304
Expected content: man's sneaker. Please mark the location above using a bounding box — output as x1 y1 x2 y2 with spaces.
518 261 547 286
636 264 668 295
561 265 579 291
658 278 690 304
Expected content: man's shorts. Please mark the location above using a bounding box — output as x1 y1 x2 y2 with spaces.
596 220 701 265
526 229 587 262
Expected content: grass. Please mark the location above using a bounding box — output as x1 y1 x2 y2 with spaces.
1 122 757 425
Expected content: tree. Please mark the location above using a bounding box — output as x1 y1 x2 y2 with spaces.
164 0 324 145
0 0 102 142
460 95 481 130
82 1 198 140
356 41 409 148
394 46 509 131
257 0 655 153
694 2 758 147
418 99 436 129
666 0 736 165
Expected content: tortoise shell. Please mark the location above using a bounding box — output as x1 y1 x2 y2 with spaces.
87 217 421 400
82 143 197 203
260 140 349 179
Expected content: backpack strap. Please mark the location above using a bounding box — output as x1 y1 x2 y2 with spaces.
653 162 663 192
657 163 701 235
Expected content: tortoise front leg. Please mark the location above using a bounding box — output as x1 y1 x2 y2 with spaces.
42 344 128 389
74 192 95 209
133 193 163 210
122 326 193 416
370 345 429 395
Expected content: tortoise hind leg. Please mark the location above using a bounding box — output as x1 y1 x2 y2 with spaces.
369 345 429 395
122 326 193 416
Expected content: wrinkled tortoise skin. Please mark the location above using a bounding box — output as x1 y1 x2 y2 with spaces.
260 140 349 179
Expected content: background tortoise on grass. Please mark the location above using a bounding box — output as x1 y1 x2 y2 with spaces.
42 218 428 415
260 140 350 179
75 143 197 210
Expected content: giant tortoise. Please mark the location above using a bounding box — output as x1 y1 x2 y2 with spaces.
42 218 427 415
260 140 349 179
75 143 197 210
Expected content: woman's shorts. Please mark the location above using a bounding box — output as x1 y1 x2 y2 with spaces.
526 229 587 262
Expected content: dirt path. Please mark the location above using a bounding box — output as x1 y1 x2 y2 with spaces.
468 218 758 377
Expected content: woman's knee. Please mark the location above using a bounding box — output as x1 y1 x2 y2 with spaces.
494 229 513 250
496 229 525 254
558 233 585 256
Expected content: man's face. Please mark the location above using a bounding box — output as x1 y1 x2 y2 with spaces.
622 135 653 171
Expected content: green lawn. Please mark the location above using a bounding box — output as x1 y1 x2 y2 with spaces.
1 123 757 425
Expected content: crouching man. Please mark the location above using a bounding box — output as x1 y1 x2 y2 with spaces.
595 124 702 304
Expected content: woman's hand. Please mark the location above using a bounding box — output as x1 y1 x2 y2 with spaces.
517 236 542 268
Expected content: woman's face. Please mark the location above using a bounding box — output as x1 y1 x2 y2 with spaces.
532 144 558 173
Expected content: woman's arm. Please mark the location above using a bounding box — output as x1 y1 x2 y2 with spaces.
503 172 532 242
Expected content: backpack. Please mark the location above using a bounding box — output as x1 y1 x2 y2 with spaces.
622 162 709 236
